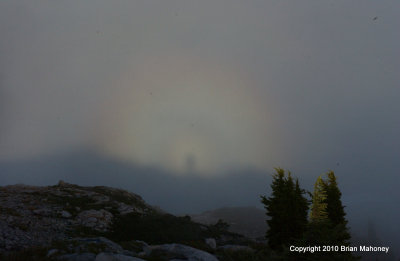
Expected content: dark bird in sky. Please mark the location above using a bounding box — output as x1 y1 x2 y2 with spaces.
373 16 378 21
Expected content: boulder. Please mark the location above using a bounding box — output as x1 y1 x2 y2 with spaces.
76 210 113 231
47 248 59 257
148 243 219 261
117 203 135 215
61 210 72 218
95 253 145 261
58 252 96 261
75 237 124 254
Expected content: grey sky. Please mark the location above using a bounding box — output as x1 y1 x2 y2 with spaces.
1 0 400 255
2 0 399 171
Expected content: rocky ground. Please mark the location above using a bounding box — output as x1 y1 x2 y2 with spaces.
0 181 267 261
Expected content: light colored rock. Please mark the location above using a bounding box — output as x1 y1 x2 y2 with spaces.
95 252 145 261
47 248 59 257
76 210 113 231
148 244 219 261
61 210 72 218
87 217 98 223
58 252 96 261
117 203 135 215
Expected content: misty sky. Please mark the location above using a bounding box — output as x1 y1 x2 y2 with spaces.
1 0 400 254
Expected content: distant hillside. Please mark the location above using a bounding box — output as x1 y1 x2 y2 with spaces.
0 149 271 214
191 206 267 239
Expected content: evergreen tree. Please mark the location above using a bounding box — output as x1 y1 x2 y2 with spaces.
323 171 351 243
261 168 286 250
291 179 309 238
261 168 309 250
323 171 347 225
285 172 358 260
309 175 328 223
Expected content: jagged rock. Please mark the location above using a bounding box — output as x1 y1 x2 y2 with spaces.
93 195 110 204
95 252 145 261
76 210 113 231
147 244 219 261
117 203 135 215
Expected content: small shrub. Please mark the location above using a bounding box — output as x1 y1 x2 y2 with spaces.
109 213 204 244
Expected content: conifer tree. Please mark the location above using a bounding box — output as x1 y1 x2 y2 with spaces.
323 171 351 243
291 179 309 238
261 168 286 250
261 168 309 250
323 171 347 225
309 175 328 223
290 172 357 260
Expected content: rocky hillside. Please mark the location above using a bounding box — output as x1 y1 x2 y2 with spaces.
0 181 153 250
0 181 270 261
